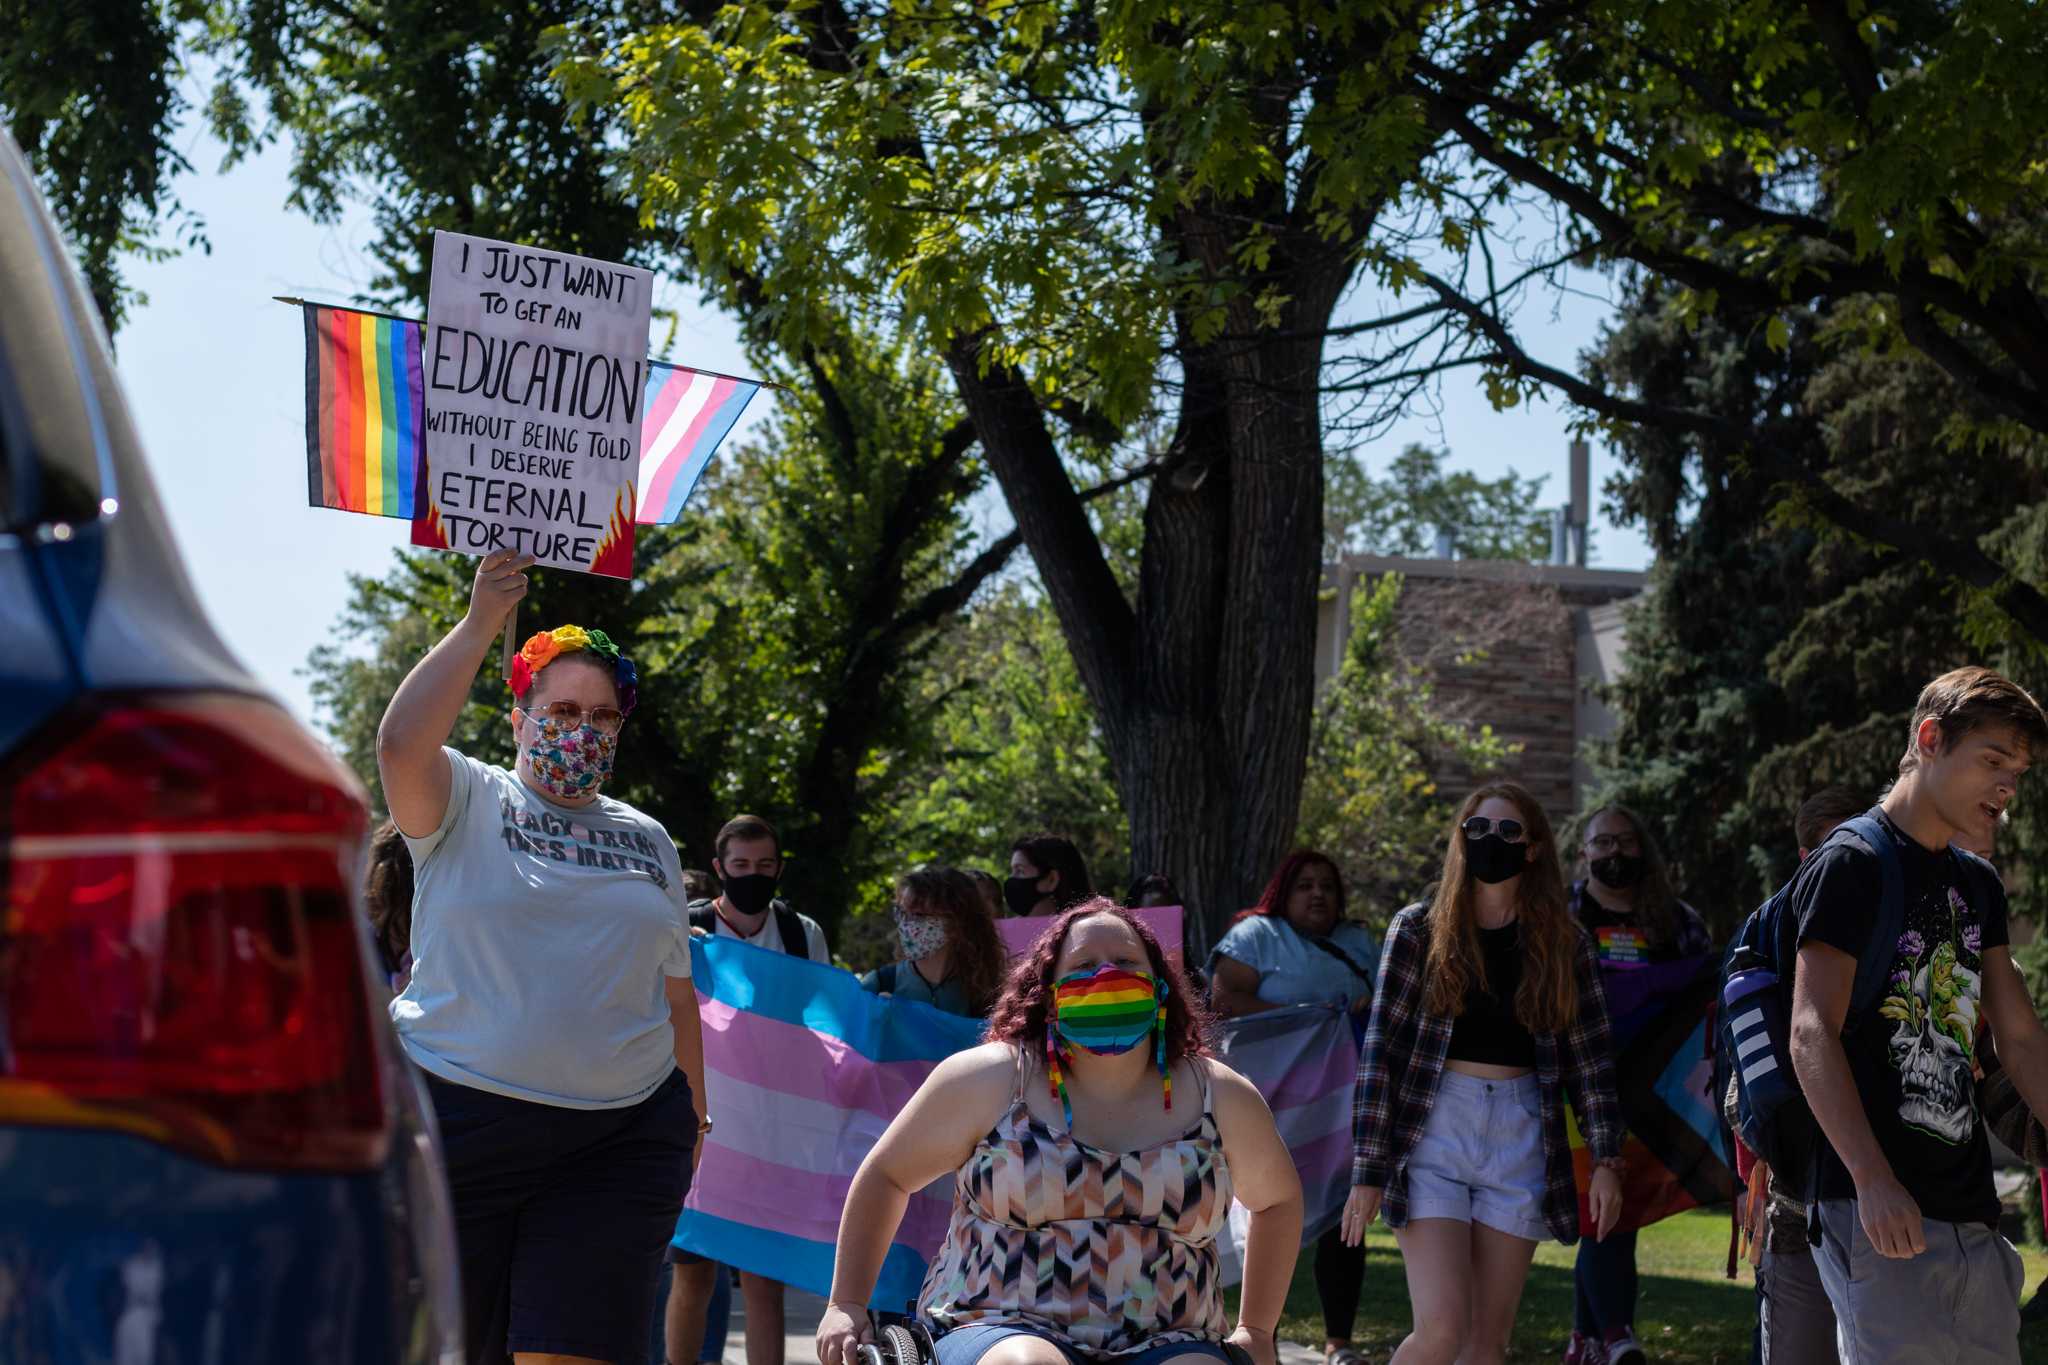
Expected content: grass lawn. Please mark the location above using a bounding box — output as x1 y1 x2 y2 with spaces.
1229 1209 2048 1363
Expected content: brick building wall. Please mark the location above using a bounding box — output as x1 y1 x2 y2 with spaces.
1314 555 1647 826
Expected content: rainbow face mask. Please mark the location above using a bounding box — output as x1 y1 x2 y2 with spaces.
1045 964 1170 1125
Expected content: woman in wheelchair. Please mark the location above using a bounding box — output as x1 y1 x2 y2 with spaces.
816 900 1304 1365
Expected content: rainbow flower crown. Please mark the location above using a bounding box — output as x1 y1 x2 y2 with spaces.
507 625 639 715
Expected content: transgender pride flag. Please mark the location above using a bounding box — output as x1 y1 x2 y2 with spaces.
635 362 761 524
1212 1002 1357 1285
672 937 985 1309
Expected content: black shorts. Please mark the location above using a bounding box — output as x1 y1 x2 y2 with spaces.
427 1068 697 1364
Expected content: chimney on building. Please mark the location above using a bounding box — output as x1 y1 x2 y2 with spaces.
1433 527 1457 559
1568 437 1590 567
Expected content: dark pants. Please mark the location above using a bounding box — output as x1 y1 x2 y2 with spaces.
1573 1226 1638 1338
428 1069 697 1364
1313 1227 1366 1342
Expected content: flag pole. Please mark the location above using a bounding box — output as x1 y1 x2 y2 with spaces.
503 603 519 685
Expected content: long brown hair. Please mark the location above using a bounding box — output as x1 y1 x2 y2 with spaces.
1572 804 1681 952
1422 783 1579 1033
364 820 414 978
898 865 1007 1015
985 899 1210 1064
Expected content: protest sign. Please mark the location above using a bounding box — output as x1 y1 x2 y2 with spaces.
996 904 1185 968
413 231 653 577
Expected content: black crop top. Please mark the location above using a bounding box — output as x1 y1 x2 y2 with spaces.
1446 921 1537 1068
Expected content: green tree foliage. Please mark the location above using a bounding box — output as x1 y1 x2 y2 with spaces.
550 0 1552 937
1398 1 2048 655
0 0 220 329
1579 267 2048 935
1324 443 1553 563
1298 572 1514 923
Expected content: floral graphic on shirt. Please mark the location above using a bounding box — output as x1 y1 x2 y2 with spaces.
1880 891 1983 1145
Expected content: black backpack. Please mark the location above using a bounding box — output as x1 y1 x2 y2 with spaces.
1716 809 1998 1201
688 900 817 961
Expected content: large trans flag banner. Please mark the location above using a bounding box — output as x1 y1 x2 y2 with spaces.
1212 1003 1357 1285
671 938 985 1309
1568 952 1735 1234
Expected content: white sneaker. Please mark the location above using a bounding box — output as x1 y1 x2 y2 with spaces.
1603 1329 1645 1365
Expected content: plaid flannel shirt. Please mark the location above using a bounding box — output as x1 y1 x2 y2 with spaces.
1351 904 1624 1245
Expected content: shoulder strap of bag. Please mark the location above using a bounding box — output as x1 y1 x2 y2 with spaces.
1301 927 1376 988
775 903 813 959
1836 811 1906 1023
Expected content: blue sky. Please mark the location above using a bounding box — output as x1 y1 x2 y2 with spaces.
108 124 1649 730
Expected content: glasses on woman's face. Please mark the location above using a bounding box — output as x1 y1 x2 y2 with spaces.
1585 832 1641 857
520 700 627 735
1461 816 1526 843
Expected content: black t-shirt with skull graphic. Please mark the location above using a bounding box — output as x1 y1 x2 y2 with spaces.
1792 809 2008 1228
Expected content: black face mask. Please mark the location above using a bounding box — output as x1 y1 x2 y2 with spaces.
1590 854 1645 890
1003 875 1048 917
1464 833 1528 885
719 870 779 916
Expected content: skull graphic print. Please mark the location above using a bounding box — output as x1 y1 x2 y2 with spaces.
1882 887 1984 1145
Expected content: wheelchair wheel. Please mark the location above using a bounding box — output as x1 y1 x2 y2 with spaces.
852 1323 926 1365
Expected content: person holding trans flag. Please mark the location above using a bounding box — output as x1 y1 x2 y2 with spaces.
817 901 1304 1365
377 549 706 1365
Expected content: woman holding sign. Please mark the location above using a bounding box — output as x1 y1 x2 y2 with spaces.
817 901 1304 1365
379 548 706 1365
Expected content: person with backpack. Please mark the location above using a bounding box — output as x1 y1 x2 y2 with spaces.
667 813 832 1365
1786 667 2048 1364
1723 786 1865 1365
862 865 1007 1018
1343 784 1624 1365
1564 806 1712 1365
1209 851 1381 1365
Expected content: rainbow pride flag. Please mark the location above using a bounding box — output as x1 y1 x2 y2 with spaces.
671 937 985 1308
1567 951 1734 1234
635 363 761 525
301 303 423 518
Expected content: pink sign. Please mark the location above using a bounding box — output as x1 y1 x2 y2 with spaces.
996 905 1186 969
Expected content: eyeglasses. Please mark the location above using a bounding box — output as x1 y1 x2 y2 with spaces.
1585 833 1642 856
1461 816 1526 842
519 700 627 736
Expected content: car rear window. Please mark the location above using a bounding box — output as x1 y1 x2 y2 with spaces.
0 162 112 531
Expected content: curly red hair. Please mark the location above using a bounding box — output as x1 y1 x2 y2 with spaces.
984 899 1211 1063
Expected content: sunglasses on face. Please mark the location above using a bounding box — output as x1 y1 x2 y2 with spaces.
519 700 627 735
1461 816 1526 843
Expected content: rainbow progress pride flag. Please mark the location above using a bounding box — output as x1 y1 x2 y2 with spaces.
303 304 424 518
671 936 985 1309
297 301 758 525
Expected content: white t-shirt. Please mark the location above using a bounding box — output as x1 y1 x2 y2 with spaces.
697 897 831 962
391 748 691 1108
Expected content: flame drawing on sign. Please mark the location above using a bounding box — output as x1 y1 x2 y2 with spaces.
588 485 635 579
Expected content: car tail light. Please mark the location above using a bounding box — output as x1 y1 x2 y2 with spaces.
0 692 387 1171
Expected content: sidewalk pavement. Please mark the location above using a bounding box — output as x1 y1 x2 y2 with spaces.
725 1288 1325 1365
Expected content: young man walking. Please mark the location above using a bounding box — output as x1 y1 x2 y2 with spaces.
668 814 830 1365
1790 667 2048 1364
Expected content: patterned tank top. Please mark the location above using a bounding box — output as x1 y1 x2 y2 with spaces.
918 1048 1232 1357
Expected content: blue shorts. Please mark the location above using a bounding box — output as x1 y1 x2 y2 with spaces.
932 1323 1237 1365
427 1068 697 1364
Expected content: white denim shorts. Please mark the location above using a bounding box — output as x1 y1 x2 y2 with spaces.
1400 1069 1549 1243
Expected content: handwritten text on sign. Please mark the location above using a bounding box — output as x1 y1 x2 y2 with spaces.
417 231 654 578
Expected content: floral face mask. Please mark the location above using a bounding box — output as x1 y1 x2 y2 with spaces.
521 709 618 799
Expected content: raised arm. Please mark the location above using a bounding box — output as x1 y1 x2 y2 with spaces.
816 1042 1017 1365
1211 1062 1305 1365
377 550 533 837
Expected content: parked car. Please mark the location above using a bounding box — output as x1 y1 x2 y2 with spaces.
0 122 461 1363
